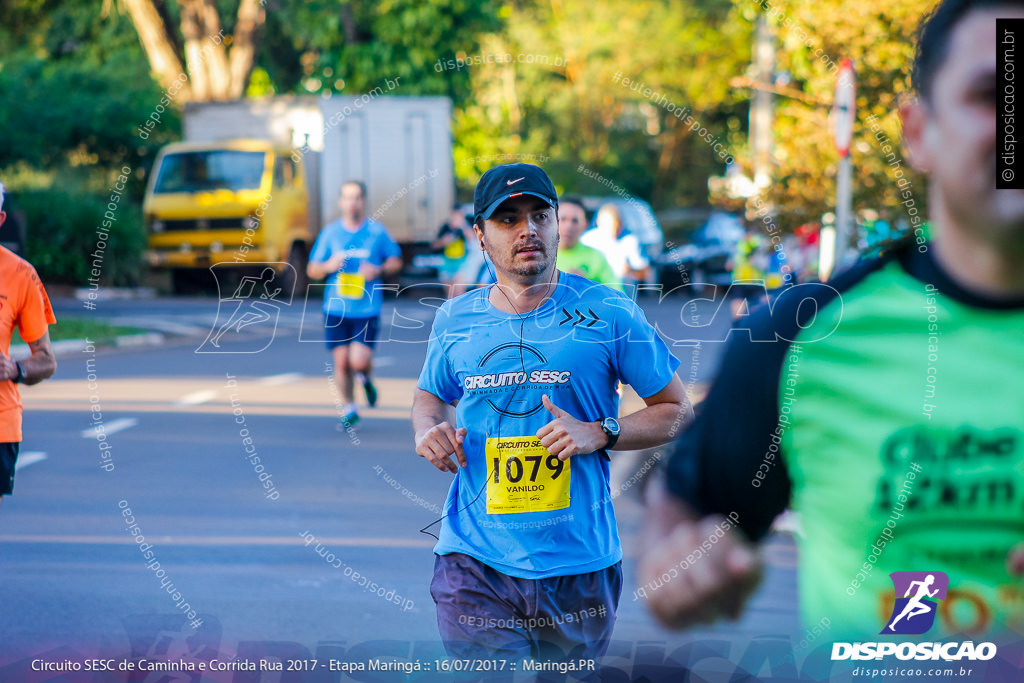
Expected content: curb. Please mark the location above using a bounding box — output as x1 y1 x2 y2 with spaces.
74 287 158 301
9 332 166 360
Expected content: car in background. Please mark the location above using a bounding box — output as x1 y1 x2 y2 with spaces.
409 196 665 292
657 211 745 293
404 202 476 294
581 197 664 264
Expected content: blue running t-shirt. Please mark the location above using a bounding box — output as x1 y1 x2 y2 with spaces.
417 271 680 579
309 218 401 319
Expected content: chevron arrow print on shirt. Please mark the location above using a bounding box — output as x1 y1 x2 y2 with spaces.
559 307 601 327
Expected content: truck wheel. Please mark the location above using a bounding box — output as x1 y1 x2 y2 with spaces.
171 268 215 295
171 269 195 295
281 243 308 297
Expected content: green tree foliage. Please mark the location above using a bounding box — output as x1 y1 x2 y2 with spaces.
1 0 941 275
450 0 751 207
727 0 935 229
268 0 501 99
0 0 175 173
259 0 745 210
0 0 165 282
16 176 146 286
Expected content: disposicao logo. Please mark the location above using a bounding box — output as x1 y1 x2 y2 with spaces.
831 571 997 662
882 571 948 635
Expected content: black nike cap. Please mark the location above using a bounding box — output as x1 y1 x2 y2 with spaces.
473 163 558 225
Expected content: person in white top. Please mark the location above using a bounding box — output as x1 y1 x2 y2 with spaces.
581 204 650 292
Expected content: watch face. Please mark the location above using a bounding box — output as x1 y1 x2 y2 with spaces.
603 418 620 436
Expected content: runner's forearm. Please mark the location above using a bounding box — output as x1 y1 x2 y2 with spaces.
19 335 56 386
307 259 337 280
645 476 703 544
611 400 687 451
412 389 456 441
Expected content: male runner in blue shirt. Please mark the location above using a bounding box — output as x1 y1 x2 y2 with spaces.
412 163 687 660
308 181 402 429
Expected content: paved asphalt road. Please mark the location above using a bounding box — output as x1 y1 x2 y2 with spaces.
0 290 801 681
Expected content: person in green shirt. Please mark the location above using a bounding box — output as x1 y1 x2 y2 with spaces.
555 196 624 292
641 0 1024 642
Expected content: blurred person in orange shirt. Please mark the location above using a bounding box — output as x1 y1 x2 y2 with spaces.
0 180 57 506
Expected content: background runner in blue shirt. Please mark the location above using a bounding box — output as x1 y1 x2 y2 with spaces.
412 163 686 661
308 181 402 429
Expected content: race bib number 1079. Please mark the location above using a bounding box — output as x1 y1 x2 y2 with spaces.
485 437 571 515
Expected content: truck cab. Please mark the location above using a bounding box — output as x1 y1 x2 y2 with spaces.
143 139 310 293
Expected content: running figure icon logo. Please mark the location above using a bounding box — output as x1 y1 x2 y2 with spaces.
197 262 294 354
881 571 949 635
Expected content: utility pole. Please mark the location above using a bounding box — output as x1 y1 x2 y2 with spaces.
750 14 774 192
831 59 856 276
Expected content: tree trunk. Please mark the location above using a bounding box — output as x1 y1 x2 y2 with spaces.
340 3 361 44
179 0 231 100
122 0 192 102
197 0 233 99
228 0 266 99
124 0 266 103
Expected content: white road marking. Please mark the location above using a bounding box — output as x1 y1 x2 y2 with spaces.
14 452 46 471
80 417 138 438
175 389 219 406
259 372 303 386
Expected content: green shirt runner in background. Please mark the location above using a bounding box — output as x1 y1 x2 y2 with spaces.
556 242 624 292
664 242 1024 639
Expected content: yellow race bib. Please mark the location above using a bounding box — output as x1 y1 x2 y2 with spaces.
734 262 760 281
485 436 571 514
443 239 466 260
336 272 366 299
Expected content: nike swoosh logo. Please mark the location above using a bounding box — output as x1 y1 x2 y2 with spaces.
506 177 525 185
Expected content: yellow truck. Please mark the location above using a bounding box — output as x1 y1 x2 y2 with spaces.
143 139 310 293
145 96 455 294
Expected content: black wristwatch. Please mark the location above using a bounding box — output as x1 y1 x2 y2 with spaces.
12 361 25 384
599 417 621 451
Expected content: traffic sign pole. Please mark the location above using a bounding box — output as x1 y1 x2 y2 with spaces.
831 59 856 277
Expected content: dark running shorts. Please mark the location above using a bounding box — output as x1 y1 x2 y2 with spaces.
430 552 622 662
324 314 380 351
1 442 21 495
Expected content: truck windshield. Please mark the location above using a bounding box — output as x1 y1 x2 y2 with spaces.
153 150 267 193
